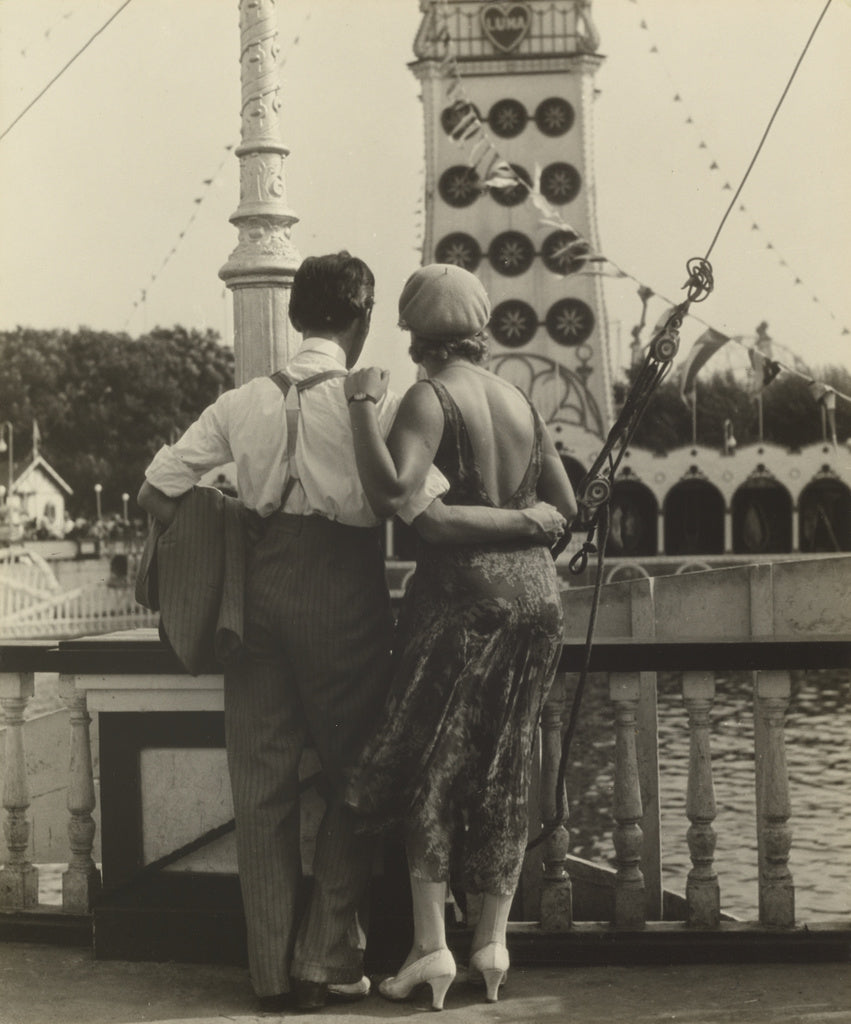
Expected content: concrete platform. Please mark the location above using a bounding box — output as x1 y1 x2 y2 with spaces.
0 942 849 1024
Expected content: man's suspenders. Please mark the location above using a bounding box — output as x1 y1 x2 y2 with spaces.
269 368 347 508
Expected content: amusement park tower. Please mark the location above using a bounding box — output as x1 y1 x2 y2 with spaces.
410 0 613 473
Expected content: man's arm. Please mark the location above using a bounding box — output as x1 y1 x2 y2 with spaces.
414 498 566 546
138 390 237 526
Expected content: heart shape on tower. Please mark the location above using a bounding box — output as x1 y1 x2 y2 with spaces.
480 3 532 54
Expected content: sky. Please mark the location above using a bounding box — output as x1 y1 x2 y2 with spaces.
1 0 849 394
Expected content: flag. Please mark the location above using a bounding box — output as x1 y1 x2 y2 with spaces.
32 419 41 455
678 328 730 405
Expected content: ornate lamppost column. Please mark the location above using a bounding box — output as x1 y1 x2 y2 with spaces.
219 0 301 385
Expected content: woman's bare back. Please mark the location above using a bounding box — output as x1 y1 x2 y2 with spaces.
432 363 537 507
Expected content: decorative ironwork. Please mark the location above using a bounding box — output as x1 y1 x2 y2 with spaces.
489 98 527 138
490 299 538 348
489 352 605 439
435 233 482 271
545 298 595 346
540 161 582 205
489 231 535 276
438 165 480 207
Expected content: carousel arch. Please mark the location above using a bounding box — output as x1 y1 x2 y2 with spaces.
732 471 793 554
798 474 851 552
663 475 725 556
606 477 658 557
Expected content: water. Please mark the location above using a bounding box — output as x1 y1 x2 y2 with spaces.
563 669 850 922
29 670 850 922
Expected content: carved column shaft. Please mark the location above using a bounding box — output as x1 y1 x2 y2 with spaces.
754 670 795 927
59 675 101 913
220 0 301 383
609 673 645 929
539 673 572 931
0 672 38 908
682 671 720 927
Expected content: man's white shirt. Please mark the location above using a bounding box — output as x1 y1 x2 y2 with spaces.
145 338 446 526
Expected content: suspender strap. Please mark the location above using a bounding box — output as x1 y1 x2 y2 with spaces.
268 368 348 508
268 368 347 396
296 368 347 391
269 369 294 398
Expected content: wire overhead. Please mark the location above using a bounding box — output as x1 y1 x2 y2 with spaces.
0 0 135 145
702 0 834 262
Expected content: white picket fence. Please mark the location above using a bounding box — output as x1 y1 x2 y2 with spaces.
0 547 157 639
0 585 157 639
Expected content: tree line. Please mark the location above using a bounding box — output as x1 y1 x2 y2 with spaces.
616 364 851 453
0 327 233 519
1 325 847 518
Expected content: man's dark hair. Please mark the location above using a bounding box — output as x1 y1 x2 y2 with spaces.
289 251 375 333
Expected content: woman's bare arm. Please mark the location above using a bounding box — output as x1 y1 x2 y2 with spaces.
415 499 565 545
346 373 444 518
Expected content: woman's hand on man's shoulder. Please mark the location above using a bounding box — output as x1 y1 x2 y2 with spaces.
344 366 389 403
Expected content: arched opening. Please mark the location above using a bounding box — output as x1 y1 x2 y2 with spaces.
732 478 793 554
606 479 658 556
664 478 724 555
798 478 851 552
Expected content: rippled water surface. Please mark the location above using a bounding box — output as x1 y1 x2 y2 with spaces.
30 670 849 921
564 669 850 921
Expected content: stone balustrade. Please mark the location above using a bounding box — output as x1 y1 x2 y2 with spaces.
0 554 849 963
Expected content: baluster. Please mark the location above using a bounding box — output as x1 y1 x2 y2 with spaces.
0 672 38 907
58 675 101 912
682 670 720 926
754 670 794 926
539 673 572 930
609 672 645 929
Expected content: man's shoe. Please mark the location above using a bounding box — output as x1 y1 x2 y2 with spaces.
255 991 295 1013
328 975 371 1001
293 979 328 1013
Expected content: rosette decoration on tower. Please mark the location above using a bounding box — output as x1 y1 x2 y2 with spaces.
220 0 301 383
410 0 614 476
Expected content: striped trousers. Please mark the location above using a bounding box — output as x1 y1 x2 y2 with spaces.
224 513 393 994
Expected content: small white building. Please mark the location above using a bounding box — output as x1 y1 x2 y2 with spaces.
9 454 74 538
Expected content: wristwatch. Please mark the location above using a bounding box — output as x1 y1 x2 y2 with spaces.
347 392 379 404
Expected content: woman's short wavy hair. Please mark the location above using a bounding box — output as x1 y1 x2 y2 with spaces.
289 251 375 333
408 330 490 366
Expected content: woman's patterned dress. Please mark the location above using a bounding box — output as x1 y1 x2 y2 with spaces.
344 378 564 895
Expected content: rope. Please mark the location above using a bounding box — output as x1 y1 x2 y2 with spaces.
0 0 135 145
702 0 833 262
527 7 837 850
525 258 712 853
527 505 610 851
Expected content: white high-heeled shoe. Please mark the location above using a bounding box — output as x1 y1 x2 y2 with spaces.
378 947 457 1010
469 941 510 1002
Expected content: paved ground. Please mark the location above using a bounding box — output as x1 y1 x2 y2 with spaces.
0 943 849 1024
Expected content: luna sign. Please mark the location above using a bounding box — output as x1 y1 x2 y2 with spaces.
480 3 532 53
